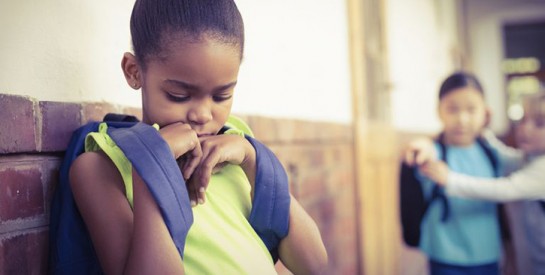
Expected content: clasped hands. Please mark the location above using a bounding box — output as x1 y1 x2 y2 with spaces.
159 122 256 206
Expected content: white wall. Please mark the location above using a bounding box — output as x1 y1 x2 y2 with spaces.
0 0 351 123
236 0 351 122
0 1 136 106
386 0 460 133
465 0 545 134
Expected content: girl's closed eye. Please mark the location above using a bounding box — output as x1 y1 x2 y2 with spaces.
166 92 190 102
213 93 233 102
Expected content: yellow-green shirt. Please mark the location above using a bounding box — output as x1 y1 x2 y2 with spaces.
85 118 277 274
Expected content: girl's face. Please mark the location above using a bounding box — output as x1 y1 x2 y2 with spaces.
138 38 241 136
516 109 545 156
438 86 488 146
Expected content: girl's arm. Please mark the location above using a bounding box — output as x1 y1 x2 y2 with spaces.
278 196 328 274
192 134 328 273
70 152 134 274
124 170 185 274
481 129 525 174
421 157 545 201
70 152 185 275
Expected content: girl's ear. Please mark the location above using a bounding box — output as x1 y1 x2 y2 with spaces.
484 107 492 128
121 52 141 90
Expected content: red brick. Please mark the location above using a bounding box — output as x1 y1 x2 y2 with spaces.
275 119 298 143
308 148 325 167
0 94 37 154
246 116 279 143
81 102 119 123
289 120 311 143
39 101 82 152
0 229 48 275
0 168 44 221
297 175 328 201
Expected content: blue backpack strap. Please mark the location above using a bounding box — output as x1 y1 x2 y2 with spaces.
428 134 451 222
245 136 291 262
107 123 193 258
476 137 500 177
49 120 138 275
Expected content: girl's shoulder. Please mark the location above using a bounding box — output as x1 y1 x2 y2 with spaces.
70 150 125 190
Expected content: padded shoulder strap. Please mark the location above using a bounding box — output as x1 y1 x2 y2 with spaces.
103 113 139 123
245 136 291 261
107 123 193 258
221 115 290 261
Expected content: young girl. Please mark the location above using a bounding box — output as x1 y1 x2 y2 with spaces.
68 0 327 274
401 72 502 274
411 91 545 273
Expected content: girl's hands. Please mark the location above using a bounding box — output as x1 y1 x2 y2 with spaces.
159 123 203 180
403 137 437 166
419 160 449 186
159 122 256 206
187 134 256 205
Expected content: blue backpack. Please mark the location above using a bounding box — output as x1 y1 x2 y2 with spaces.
49 114 290 274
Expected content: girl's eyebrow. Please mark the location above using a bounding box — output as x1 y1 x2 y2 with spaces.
164 79 237 92
213 82 237 92
164 79 198 91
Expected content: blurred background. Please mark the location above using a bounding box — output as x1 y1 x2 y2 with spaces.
1 0 545 274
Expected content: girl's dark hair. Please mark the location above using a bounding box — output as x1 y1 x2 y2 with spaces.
439 72 484 100
130 0 244 67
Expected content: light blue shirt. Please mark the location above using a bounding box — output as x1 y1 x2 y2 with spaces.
418 142 501 265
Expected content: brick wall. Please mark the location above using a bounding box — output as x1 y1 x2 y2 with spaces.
0 94 359 274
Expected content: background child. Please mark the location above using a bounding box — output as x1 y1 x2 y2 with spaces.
69 0 327 274
411 91 545 273
400 72 502 275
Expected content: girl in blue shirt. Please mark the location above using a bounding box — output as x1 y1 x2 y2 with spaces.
413 72 501 275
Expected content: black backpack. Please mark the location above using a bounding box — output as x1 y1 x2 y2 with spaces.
399 135 502 247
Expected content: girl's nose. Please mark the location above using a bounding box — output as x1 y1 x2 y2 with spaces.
188 100 212 125
457 112 470 125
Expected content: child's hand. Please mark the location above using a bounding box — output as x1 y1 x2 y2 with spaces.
404 137 437 166
187 134 256 205
419 160 449 186
158 122 203 180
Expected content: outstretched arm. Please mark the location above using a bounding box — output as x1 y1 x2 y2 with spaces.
481 129 525 174
278 196 328 275
420 157 545 201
